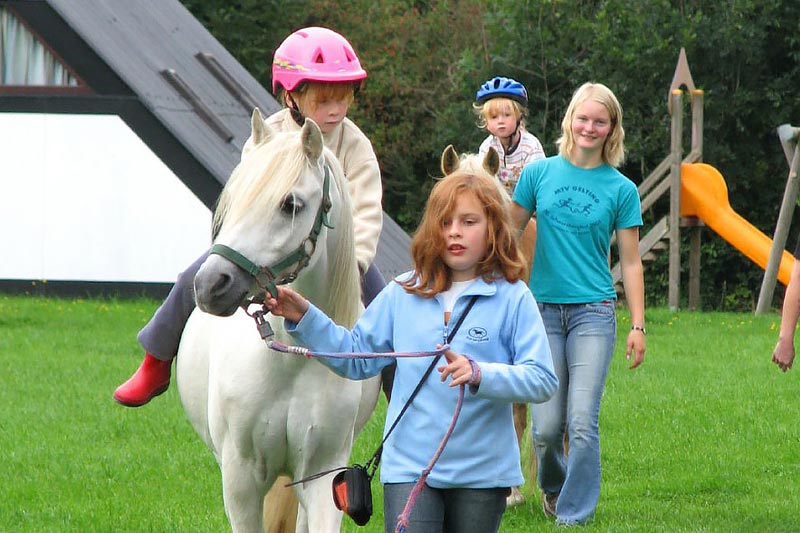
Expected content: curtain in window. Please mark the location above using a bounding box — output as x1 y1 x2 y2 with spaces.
1 7 78 86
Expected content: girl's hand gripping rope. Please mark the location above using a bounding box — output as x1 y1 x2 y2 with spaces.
437 344 481 388
265 286 309 323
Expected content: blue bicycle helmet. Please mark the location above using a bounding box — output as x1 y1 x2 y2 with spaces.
475 76 528 105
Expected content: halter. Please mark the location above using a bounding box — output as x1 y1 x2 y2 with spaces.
210 164 333 301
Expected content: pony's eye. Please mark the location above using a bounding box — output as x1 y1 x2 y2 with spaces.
280 194 304 216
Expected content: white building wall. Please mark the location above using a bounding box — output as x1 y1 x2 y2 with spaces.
0 112 212 283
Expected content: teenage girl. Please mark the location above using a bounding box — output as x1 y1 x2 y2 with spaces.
511 82 646 526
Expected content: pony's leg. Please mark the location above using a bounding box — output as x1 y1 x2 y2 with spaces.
262 477 298 533
219 448 270 533
294 475 343 533
513 402 528 452
521 218 537 282
508 217 539 507
507 402 529 507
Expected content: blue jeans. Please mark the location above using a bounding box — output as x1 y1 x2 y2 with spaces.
383 483 507 533
530 302 616 525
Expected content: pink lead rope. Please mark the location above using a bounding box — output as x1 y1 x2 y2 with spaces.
267 339 449 359
268 339 465 532
394 383 464 533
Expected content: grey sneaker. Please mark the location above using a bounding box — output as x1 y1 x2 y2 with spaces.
542 492 558 518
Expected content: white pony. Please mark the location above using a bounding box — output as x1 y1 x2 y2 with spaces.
176 110 380 533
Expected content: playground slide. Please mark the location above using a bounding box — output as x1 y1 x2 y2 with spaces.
680 162 795 286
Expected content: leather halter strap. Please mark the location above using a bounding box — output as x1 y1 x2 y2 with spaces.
210 164 333 299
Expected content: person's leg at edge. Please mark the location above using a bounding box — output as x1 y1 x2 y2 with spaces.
113 250 209 407
552 301 616 525
530 303 569 517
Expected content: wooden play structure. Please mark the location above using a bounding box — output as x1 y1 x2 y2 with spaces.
612 49 798 311
756 124 800 314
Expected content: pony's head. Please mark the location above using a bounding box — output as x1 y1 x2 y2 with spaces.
194 109 360 326
440 145 508 206
440 144 500 180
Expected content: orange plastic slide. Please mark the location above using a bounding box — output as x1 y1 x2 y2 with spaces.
680 162 794 286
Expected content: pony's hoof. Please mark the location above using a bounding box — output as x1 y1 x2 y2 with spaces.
506 486 525 508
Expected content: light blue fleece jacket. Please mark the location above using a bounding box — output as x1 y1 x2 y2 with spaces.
285 273 557 489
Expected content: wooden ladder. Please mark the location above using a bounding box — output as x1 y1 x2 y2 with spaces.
611 216 669 293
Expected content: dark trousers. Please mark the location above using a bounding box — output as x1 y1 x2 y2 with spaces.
383 483 507 533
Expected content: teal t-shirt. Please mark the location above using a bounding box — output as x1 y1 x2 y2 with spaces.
513 155 642 303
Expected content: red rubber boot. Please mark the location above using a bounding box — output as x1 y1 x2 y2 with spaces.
113 353 172 407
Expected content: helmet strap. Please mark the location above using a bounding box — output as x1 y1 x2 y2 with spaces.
502 128 522 155
287 94 305 127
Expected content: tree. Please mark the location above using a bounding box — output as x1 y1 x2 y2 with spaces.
182 0 800 309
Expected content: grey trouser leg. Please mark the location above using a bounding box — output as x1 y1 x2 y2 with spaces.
361 263 397 401
361 262 385 306
137 250 209 361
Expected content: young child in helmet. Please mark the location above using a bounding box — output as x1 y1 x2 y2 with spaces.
113 26 385 407
474 75 545 509
474 76 545 195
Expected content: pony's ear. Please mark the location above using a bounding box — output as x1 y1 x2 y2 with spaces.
441 144 459 176
483 147 500 176
301 118 324 162
250 107 272 147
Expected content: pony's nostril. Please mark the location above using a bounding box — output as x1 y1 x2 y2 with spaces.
210 273 232 296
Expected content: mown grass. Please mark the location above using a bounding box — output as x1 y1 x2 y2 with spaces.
1 295 798 532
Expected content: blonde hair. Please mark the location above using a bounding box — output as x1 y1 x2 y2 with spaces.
401 171 526 297
279 81 356 114
556 82 625 168
473 97 527 131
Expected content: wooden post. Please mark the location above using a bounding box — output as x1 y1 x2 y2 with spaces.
666 49 697 311
688 225 701 309
756 126 800 314
687 90 704 310
668 89 683 311
690 90 704 158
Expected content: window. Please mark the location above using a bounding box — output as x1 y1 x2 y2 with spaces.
1 7 78 86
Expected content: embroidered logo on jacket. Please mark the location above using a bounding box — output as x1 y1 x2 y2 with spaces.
467 327 488 342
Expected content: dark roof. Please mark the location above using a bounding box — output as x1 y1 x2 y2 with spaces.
1 0 411 283
378 213 413 281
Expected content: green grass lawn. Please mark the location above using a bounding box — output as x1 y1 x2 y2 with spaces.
1 295 798 532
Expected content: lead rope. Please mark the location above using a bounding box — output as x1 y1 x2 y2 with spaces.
394 383 464 533
273 336 467 533
252 295 479 530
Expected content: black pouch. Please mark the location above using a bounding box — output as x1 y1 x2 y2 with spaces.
331 465 373 526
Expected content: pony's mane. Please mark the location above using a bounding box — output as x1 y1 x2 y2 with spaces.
214 134 306 231
452 153 498 180
441 147 508 205
320 152 361 327
214 129 361 327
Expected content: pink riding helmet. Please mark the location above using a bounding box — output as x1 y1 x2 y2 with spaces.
272 27 367 93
